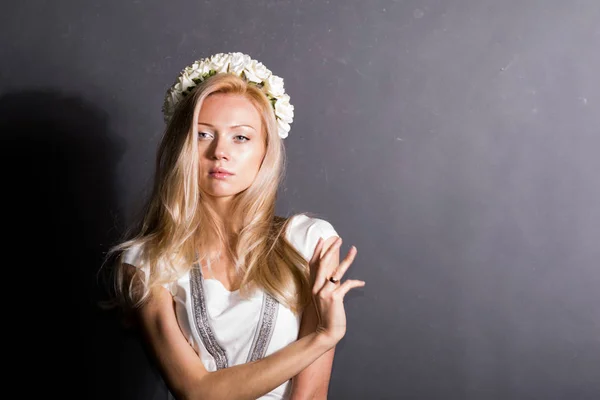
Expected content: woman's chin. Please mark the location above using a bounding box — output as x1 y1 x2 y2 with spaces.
203 189 239 199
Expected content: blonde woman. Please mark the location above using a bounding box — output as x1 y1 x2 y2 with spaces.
105 53 365 400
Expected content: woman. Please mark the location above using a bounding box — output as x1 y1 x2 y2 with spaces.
105 52 365 399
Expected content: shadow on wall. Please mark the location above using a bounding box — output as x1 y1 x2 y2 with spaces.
0 91 165 399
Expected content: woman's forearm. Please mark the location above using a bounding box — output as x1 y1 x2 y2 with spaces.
195 332 332 400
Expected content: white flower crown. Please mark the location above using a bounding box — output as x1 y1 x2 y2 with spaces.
162 52 294 139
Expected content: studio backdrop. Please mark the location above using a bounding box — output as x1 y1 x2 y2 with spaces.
1 1 598 399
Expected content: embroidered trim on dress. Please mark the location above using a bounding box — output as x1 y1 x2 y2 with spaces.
190 266 229 369
246 292 279 363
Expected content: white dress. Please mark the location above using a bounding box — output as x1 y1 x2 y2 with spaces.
123 214 338 400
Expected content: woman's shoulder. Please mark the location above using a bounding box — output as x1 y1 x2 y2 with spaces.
282 213 339 260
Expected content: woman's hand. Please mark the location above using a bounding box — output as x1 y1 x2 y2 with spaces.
309 237 365 347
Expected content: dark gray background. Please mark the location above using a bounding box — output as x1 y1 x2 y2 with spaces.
2 0 598 399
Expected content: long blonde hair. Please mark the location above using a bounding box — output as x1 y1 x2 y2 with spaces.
105 73 311 314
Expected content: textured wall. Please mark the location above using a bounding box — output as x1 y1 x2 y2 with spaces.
2 1 599 399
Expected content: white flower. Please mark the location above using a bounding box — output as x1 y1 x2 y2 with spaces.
264 74 285 97
185 69 203 82
171 89 183 105
229 52 251 75
183 62 200 75
201 62 213 75
162 88 183 122
163 52 293 138
209 53 231 73
277 119 290 139
178 73 196 93
243 60 271 83
275 94 294 123
185 62 210 81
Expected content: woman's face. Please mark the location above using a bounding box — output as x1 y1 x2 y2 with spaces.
197 93 266 203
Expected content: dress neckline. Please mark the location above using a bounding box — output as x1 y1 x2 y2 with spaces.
201 253 244 293
203 277 241 294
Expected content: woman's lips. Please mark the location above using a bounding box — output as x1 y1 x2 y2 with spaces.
209 171 232 179
209 168 234 180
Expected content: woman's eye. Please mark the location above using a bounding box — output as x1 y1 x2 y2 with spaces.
235 135 250 142
198 132 212 139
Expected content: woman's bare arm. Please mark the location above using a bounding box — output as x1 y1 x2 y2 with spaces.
289 235 340 400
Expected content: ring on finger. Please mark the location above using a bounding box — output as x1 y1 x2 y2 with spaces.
328 276 340 284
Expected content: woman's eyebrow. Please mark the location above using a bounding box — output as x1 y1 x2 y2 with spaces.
197 122 256 131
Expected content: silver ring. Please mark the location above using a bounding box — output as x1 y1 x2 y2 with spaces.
328 276 340 284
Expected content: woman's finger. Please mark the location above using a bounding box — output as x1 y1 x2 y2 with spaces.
309 237 324 265
321 237 342 260
329 246 357 281
334 279 366 297
314 237 342 287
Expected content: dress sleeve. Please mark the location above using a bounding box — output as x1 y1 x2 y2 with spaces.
285 214 339 261
121 243 173 291
120 243 152 281
122 243 144 267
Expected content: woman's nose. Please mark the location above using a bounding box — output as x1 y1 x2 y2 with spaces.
210 137 230 160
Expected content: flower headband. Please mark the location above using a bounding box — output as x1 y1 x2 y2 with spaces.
162 52 294 139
